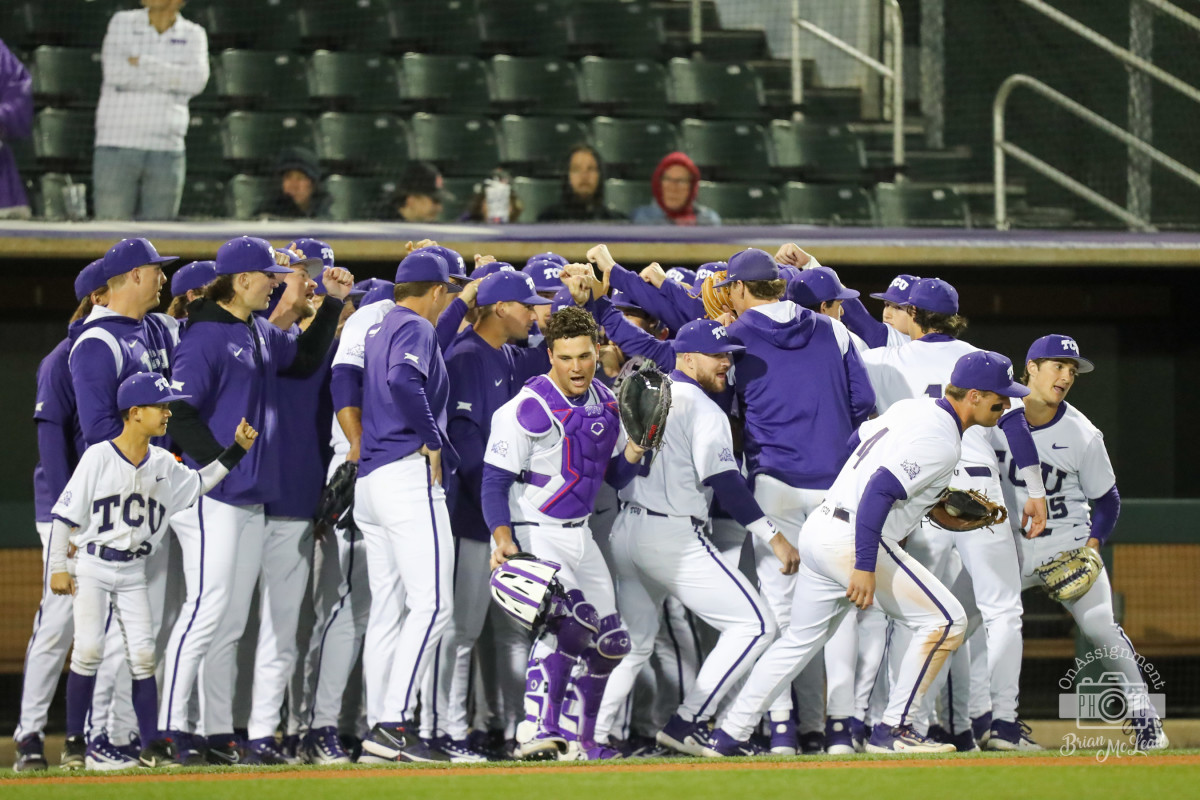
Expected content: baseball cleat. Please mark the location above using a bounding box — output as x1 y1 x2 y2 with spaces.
767 718 797 755
430 735 489 763
166 732 206 766
14 735 48 772
562 740 624 761
926 724 952 744
656 714 712 756
701 728 763 758
1131 717 1169 751
362 723 450 763
205 735 248 766
824 717 857 755
61 734 86 770
118 734 142 761
247 736 297 765
466 728 508 761
950 729 980 752
850 717 867 752
865 723 956 754
280 734 301 762
971 712 992 747
139 738 180 769
985 719 1042 751
799 731 824 754
85 733 140 770
516 728 567 761
304 726 352 765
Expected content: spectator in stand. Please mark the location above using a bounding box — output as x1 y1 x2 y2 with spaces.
93 0 209 221
255 147 332 220
459 169 522 223
0 39 32 220
631 151 720 226
390 162 449 223
537 145 626 222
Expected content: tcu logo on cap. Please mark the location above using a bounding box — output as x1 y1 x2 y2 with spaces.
154 376 171 392
1007 365 1014 380
523 275 538 292
891 277 910 290
321 247 334 264
696 268 715 280
666 269 685 283
543 267 562 280
1060 338 1080 354
713 326 728 339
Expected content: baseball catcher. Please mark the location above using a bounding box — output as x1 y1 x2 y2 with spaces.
925 487 1007 532
615 360 672 451
1034 547 1103 602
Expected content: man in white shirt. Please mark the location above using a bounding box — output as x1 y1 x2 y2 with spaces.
93 0 209 220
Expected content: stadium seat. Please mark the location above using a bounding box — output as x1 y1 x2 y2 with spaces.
314 113 408 175
512 176 563 222
476 0 569 56
6 0 116 48
178 175 227 219
33 108 95 170
679 119 772 181
226 174 277 219
665 29 769 61
295 0 390 51
36 173 90 221
488 56 581 116
875 182 972 228
186 1 262 49
783 182 877 226
385 0 481 54
325 175 388 221
184 112 227 174
214 51 309 110
590 117 678 178
407 113 499 176
566 0 663 59
30 47 102 107
653 0 721 34
603 178 653 217
769 120 867 182
396 53 490 113
668 58 764 120
498 115 590 177
306 51 399 111
437 176 486 221
221 112 316 167
577 57 670 118
696 181 781 223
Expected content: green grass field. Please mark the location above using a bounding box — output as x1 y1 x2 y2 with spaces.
4 751 1199 800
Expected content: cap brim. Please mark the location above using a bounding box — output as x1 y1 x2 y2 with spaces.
149 255 179 265
444 281 464 293
1074 358 1095 373
295 256 324 275
262 265 295 274
127 392 192 408
868 291 906 303
836 288 860 300
712 276 737 288
523 296 553 306
994 382 1031 398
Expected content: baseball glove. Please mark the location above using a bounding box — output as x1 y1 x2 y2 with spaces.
314 460 357 529
925 488 1008 532
697 271 733 320
1034 547 1103 602
616 360 672 450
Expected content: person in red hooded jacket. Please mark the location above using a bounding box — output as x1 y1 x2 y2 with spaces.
631 152 721 226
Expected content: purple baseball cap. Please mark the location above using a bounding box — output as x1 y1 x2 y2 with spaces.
478 271 553 306
117 371 191 409
550 286 575 313
787 266 859 307
393 250 462 292
414 245 468 281
527 252 568 268
171 261 217 298
907 277 959 315
359 279 396 307
74 259 106 301
665 267 697 286
950 351 1029 398
522 259 564 293
472 260 517 280
216 236 294 276
671 319 745 355
101 238 178 281
610 289 641 312
695 262 726 282
870 273 920 304
1025 334 1095 373
714 249 779 287
287 238 333 270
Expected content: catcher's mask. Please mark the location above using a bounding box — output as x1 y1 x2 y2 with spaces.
489 553 563 630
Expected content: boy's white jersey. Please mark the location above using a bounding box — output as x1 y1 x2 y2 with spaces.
618 377 739 519
993 402 1116 532
823 398 962 543
328 299 396 456
51 442 208 551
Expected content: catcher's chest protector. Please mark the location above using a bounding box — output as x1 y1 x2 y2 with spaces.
525 376 620 519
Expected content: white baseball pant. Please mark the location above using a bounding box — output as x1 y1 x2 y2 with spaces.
516 520 617 618
72 554 156 681
824 603 888 719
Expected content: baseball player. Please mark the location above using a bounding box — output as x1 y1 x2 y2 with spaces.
482 306 645 761
356 249 462 763
840 273 920 349
158 237 350 764
995 334 1167 750
786 266 869 351
166 261 217 319
588 245 707 335
705 351 1028 755
50 372 257 769
419 270 551 760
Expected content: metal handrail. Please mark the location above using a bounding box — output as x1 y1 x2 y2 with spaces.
994 75 1200 231
790 0 905 172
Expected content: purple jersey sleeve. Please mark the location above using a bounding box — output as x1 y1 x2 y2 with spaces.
330 364 363 411
839 298 891 349
997 411 1039 470
1089 485 1120 545
437 297 470 353
69 338 123 445
607 263 703 333
854 467 909 571
388 363 442 450
587 296 676 369
481 463 519 533
843 340 877 426
702 471 767 526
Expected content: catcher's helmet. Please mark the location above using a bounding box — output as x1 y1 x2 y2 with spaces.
489 553 563 630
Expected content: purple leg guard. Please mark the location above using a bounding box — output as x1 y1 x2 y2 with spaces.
522 591 598 738
564 614 631 747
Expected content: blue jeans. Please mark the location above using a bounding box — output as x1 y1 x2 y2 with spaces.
93 146 186 221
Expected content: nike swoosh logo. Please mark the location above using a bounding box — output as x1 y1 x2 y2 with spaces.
233 348 244 357
1052 444 1068 450
156 477 166 482
494 379 504 386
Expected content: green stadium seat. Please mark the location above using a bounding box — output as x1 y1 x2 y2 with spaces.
30 47 102 107
33 109 95 170
769 120 867 182
408 113 499 177
36 173 90 221
7 0 116 48
325 175 389 221
498 115 589 177
220 112 316 167
679 119 771 181
436 176 486 221
226 174 277 220
184 112 226 174
296 0 390 51
875 183 971 228
186 1 261 49
307 52 399 111
668 58 764 120
396 53 489 113
783 182 877 226
566 1 663 59
577 57 670 118
603 178 653 217
512 176 563 222
664 29 769 61
315 113 408 175
214 51 309 110
489 56 581 116
385 1 480 54
652 0 720 33
476 0 569 57
696 181 781 223
178 175 228 219
590 116 678 178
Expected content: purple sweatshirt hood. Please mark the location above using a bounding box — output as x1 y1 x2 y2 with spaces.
734 303 820 350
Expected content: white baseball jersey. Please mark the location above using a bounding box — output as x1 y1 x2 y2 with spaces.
51 442 208 552
618 377 739 519
485 382 626 524
823 398 962 543
328 299 396 456
993 402 1115 530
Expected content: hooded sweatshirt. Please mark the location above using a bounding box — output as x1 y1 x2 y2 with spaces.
631 151 720 226
537 148 628 222
34 323 88 522
728 300 876 489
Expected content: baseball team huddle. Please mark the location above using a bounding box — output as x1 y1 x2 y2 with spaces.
12 233 1168 771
